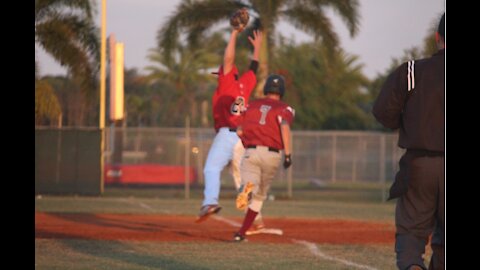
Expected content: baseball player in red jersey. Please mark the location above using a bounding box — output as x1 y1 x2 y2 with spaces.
195 29 264 223
233 74 295 242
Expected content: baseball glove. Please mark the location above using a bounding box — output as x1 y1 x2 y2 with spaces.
230 8 249 32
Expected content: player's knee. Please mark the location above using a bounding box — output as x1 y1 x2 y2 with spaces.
249 199 263 212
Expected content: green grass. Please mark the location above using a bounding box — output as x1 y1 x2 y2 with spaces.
35 196 394 222
36 240 397 270
102 180 391 204
35 182 403 269
36 181 395 221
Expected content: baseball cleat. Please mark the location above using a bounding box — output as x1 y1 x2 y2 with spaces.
233 232 247 242
236 182 254 211
195 205 222 223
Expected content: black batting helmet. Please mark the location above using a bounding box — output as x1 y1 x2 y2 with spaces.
263 74 286 98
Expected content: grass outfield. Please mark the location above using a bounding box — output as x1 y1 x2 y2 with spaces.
35 240 397 270
35 196 395 221
36 181 395 221
35 183 407 269
103 180 391 203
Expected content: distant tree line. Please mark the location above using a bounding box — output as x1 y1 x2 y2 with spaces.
35 0 439 130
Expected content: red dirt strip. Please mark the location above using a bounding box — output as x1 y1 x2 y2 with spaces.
35 212 394 244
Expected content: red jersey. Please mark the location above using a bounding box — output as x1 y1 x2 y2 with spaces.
212 65 256 131
239 98 295 150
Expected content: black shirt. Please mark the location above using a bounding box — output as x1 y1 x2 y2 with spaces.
373 49 445 152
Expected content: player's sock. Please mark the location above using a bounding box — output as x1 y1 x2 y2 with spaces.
254 211 264 226
238 208 258 236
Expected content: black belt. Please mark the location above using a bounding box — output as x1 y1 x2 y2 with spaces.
246 145 280 153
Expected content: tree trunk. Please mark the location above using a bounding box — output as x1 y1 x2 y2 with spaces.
201 100 209 127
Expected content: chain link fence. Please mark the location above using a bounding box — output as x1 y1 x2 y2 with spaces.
105 127 405 200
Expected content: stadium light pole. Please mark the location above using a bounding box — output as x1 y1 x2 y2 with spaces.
99 0 107 194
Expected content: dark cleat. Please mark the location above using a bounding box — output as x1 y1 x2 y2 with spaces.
195 205 222 223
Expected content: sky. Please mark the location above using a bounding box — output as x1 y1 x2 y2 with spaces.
35 0 445 80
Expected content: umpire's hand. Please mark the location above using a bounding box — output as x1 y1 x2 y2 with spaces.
283 154 292 169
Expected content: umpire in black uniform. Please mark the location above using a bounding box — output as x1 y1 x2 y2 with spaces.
372 13 445 270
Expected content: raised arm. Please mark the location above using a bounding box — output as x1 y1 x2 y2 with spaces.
224 29 263 75
248 30 263 62
223 29 240 75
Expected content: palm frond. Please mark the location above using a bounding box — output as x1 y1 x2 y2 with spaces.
55 14 100 63
36 14 98 100
157 0 245 64
282 4 338 51
35 0 98 103
36 0 96 22
317 0 360 37
251 0 285 21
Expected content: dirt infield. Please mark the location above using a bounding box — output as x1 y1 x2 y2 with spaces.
35 212 394 244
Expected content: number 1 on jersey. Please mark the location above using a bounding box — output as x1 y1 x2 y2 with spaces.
259 105 272 125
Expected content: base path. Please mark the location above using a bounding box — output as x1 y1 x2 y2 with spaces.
35 212 394 244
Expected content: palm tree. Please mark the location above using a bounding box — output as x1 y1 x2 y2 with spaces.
157 0 360 97
35 0 100 100
146 32 225 126
274 40 370 129
42 75 99 126
35 80 62 126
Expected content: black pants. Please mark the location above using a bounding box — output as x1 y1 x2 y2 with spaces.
393 153 444 270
